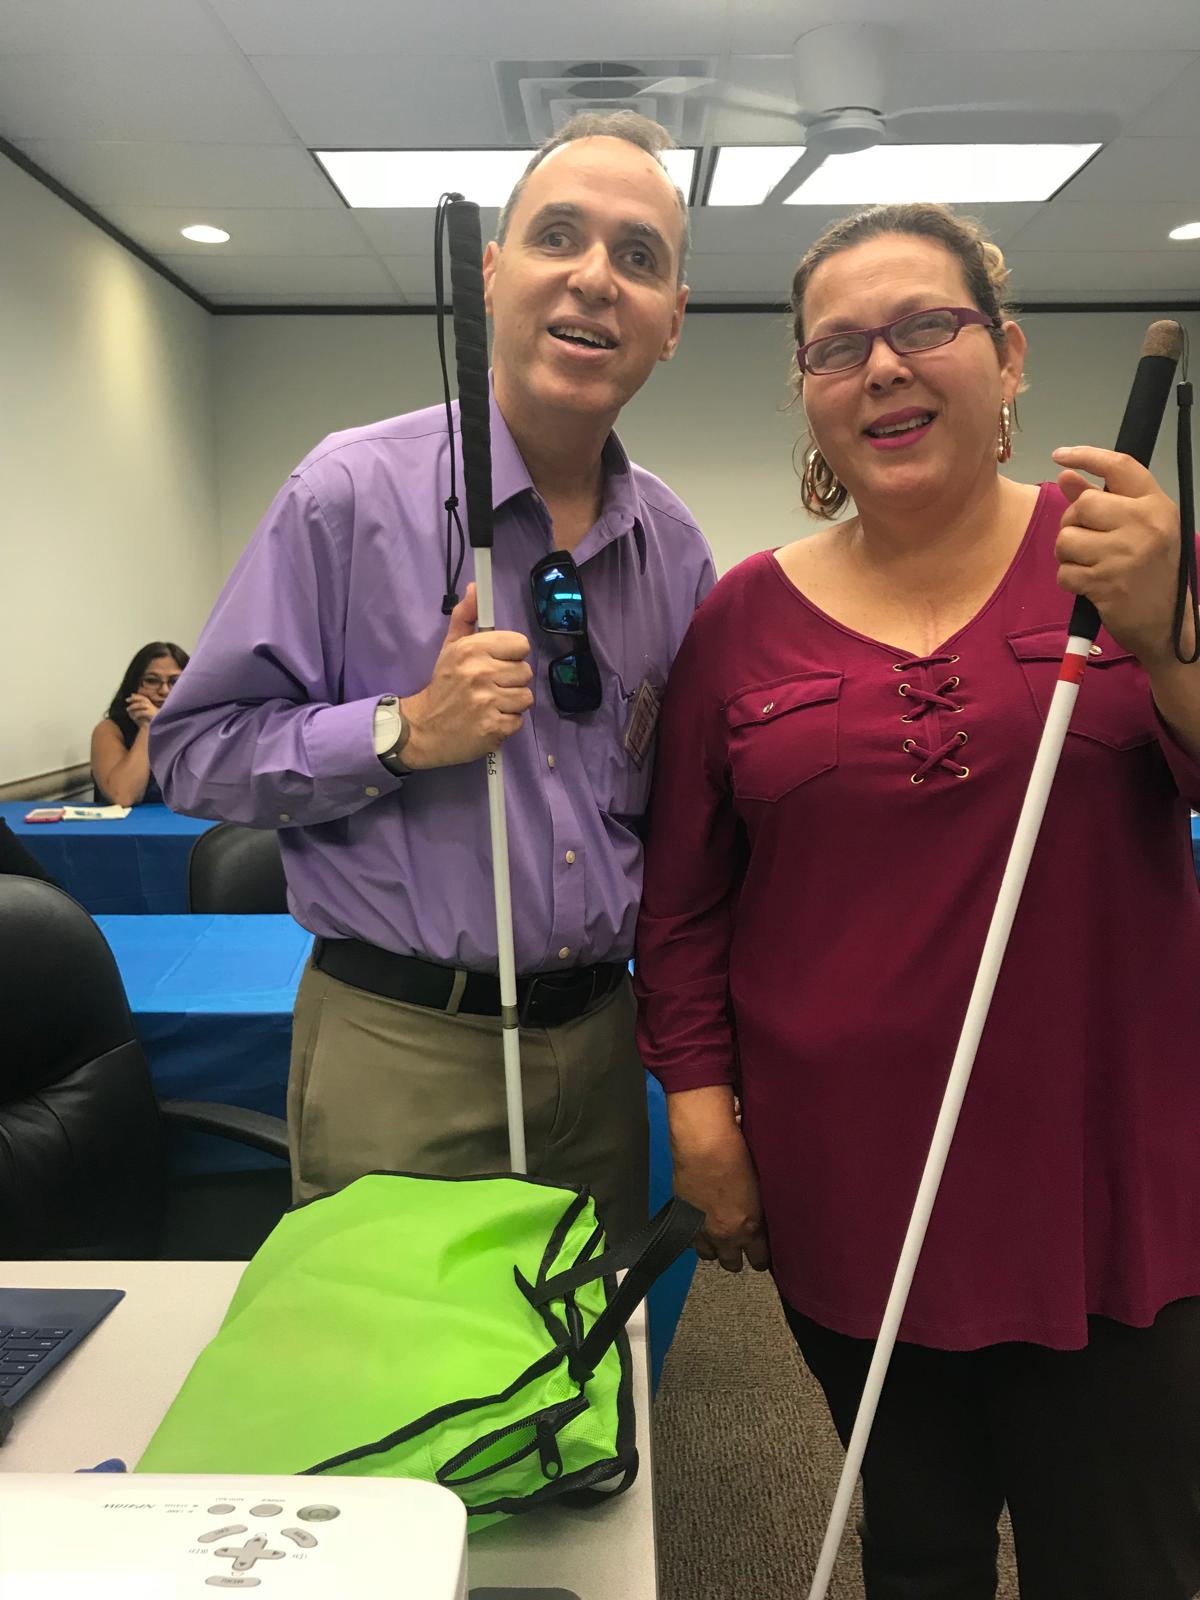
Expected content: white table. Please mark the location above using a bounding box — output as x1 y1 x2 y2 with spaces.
0 1260 658 1599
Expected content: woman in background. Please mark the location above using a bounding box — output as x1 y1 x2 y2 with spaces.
91 641 189 806
635 202 1200 1598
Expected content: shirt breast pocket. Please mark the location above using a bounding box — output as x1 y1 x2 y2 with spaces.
725 671 843 802
1006 625 1156 751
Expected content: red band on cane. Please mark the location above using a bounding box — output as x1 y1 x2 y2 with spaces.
1057 653 1088 685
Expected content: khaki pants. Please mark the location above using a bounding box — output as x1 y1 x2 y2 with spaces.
287 960 649 1241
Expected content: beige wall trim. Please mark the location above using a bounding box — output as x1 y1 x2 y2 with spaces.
0 762 92 802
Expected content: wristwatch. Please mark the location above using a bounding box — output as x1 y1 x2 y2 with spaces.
374 694 413 776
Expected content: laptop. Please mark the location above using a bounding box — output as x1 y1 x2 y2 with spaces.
0 1287 124 1426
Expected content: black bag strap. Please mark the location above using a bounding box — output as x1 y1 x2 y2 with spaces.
531 1197 702 1380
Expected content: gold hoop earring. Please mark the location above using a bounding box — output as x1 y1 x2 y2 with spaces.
801 444 848 519
996 399 1014 464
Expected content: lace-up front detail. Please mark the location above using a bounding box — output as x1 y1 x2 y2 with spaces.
891 652 970 783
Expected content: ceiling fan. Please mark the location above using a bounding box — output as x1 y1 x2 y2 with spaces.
645 23 1117 203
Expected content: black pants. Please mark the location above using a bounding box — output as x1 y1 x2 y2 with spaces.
784 1298 1200 1600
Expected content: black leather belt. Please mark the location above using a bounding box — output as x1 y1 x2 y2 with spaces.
312 937 625 1029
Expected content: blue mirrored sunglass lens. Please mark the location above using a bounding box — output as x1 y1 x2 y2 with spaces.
533 567 585 633
549 652 602 712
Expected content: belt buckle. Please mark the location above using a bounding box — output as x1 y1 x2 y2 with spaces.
518 969 597 1029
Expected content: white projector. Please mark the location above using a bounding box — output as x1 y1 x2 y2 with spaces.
0 1473 468 1598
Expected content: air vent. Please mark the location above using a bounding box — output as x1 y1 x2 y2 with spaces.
494 58 715 145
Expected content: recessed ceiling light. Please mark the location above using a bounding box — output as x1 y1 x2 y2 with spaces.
314 147 696 209
180 224 230 244
1168 221 1200 241
782 144 1102 205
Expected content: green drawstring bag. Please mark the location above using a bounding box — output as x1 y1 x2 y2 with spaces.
136 1172 698 1523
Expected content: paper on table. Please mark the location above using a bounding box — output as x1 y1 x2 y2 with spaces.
60 805 132 820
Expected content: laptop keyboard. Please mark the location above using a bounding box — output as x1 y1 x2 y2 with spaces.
0 1326 73 1390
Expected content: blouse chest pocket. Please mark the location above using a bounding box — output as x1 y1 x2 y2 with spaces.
1006 625 1156 751
725 671 842 802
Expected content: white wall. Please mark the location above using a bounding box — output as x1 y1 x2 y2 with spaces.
0 153 219 787
216 307 1199 579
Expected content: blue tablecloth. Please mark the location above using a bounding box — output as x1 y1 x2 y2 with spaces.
1193 814 1199 880
96 913 312 1178
4 801 213 913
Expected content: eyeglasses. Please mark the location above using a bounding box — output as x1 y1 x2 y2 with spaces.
139 674 182 692
529 552 602 714
797 306 1001 376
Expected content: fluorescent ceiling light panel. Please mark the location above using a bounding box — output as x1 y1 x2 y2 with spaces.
782 144 1101 205
707 146 807 206
180 224 230 243
317 148 697 210
660 148 697 201
315 150 534 208
1168 221 1200 241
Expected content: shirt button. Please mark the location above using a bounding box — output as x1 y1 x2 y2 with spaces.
278 813 290 823
547 755 556 769
565 850 576 865
364 786 380 797
558 946 570 961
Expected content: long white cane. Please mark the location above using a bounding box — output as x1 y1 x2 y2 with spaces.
807 319 1185 1600
443 197 527 1173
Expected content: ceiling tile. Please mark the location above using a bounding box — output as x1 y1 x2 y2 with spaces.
1055 137 1200 205
251 55 508 146
0 54 293 143
1129 57 1200 137
1006 249 1200 298
354 208 502 255
156 251 397 295
210 0 732 58
1001 200 1200 253
0 0 233 55
15 139 341 207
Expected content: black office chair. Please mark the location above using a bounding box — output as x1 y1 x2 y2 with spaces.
187 822 289 914
0 876 292 1261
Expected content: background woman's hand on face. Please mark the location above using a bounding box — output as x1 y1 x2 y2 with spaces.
125 692 158 728
1052 446 1190 666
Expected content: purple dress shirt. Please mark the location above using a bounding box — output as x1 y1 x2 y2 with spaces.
150 388 714 973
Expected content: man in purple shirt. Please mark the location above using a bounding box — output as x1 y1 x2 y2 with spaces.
150 111 714 1238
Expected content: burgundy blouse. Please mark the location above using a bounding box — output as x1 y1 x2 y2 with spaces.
635 484 1200 1349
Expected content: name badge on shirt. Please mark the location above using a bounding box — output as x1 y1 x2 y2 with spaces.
623 678 662 769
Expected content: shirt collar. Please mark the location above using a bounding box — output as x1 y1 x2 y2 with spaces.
486 378 647 574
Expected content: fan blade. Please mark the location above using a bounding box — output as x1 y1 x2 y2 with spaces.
883 104 1122 144
643 74 805 120
762 147 828 205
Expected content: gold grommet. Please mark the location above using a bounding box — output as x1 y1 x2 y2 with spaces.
762 700 775 714
898 683 910 696
892 663 906 672
910 773 925 785
956 730 969 744
954 765 971 779
948 654 960 663
900 714 914 723
945 676 960 690
902 739 916 752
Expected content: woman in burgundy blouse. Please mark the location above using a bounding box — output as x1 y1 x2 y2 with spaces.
635 203 1200 1600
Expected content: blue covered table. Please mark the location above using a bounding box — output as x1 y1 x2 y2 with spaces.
1193 814 1199 880
2 801 213 913
95 913 312 1175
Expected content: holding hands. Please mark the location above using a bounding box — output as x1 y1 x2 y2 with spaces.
1052 447 1191 668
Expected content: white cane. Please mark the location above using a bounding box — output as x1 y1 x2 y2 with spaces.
443 196 527 1173
807 319 1185 1599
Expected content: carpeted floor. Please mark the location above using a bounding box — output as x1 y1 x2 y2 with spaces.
652 1263 1019 1600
